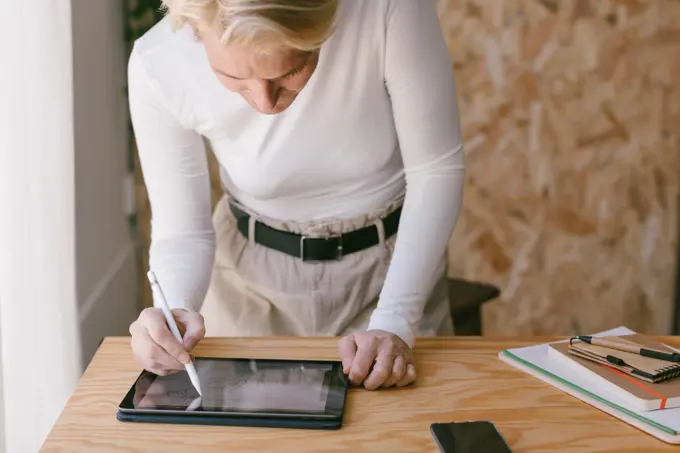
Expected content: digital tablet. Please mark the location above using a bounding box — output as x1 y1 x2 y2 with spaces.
118 357 349 424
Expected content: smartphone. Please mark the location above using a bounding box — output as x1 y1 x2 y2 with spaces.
430 421 512 453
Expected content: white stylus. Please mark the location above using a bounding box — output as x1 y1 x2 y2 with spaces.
185 396 202 412
147 270 203 396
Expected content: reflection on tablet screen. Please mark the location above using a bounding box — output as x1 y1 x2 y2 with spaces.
132 359 333 413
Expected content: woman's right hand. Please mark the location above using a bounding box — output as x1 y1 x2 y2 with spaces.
129 307 206 376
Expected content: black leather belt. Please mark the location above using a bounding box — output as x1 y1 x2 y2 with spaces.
229 202 401 261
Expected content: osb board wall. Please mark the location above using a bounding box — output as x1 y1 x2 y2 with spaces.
438 0 680 335
133 0 680 335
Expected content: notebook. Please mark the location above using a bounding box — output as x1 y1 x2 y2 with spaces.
498 326 680 444
547 335 680 411
565 336 680 383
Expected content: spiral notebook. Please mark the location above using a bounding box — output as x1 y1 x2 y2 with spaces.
548 334 680 411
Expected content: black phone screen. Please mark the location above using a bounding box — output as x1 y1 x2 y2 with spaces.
431 421 512 453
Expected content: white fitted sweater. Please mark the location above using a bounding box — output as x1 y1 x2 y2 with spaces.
127 0 465 347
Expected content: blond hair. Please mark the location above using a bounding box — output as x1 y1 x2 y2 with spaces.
161 0 339 52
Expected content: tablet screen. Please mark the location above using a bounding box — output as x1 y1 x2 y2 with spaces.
119 357 347 417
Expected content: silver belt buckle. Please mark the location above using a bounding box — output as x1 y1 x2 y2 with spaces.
300 234 344 261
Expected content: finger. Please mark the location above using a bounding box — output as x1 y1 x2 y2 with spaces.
175 311 206 351
132 323 184 371
382 355 406 388
137 328 185 371
145 364 172 376
172 308 189 337
146 365 182 377
363 343 396 390
338 335 357 374
396 363 417 388
348 337 379 385
144 309 191 364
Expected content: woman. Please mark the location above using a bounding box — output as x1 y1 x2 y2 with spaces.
128 0 465 391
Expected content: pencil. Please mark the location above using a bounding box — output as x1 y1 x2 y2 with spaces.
573 336 680 363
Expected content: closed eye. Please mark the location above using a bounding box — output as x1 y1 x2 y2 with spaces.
281 63 306 79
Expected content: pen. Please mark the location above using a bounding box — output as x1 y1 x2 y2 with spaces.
147 270 203 396
573 336 680 363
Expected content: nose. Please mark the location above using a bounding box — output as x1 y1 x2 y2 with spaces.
250 80 279 113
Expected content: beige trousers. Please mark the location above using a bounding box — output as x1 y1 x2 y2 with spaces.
200 193 453 339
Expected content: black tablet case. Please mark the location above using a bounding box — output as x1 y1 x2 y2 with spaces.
116 410 344 430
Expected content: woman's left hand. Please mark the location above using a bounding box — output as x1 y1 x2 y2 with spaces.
338 330 416 390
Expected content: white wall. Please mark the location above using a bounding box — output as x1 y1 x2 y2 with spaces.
71 0 138 367
0 1 138 451
0 2 82 451
0 299 4 453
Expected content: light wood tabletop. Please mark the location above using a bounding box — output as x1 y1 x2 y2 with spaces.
40 336 680 453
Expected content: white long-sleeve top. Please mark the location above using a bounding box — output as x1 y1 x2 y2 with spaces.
128 0 465 348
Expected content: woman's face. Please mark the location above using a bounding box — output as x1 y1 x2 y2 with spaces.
202 33 319 115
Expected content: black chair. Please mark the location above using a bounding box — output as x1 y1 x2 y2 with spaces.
448 278 500 335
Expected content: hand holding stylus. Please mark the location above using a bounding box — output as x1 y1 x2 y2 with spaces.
129 273 206 385
146 271 203 395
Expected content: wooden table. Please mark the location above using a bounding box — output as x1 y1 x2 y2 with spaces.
40 336 680 453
